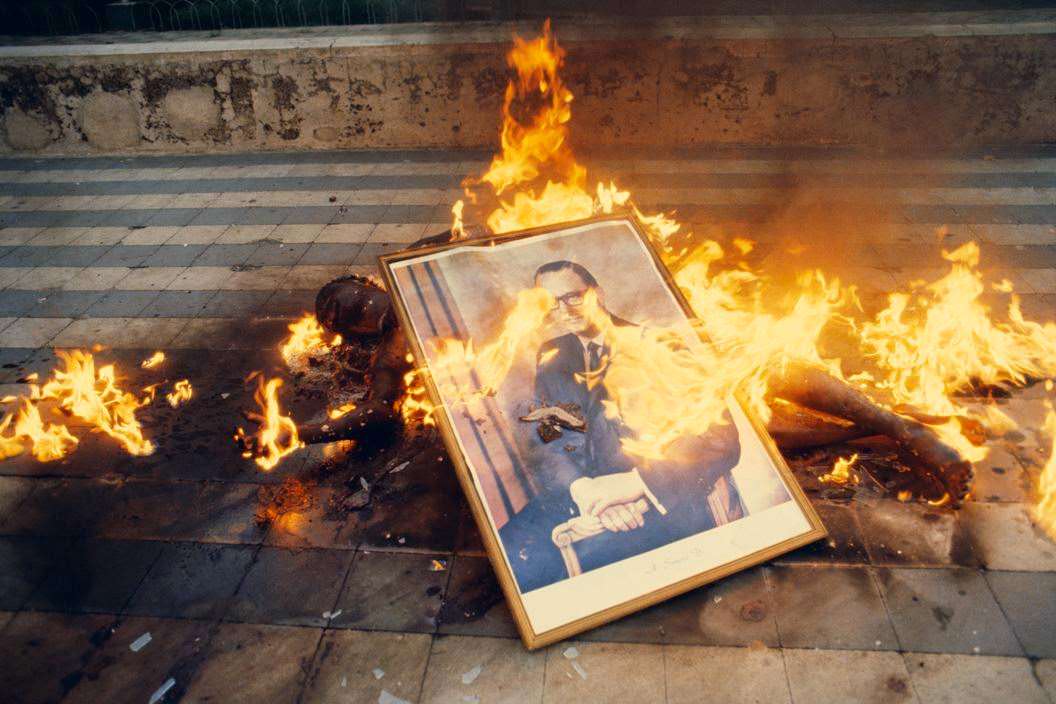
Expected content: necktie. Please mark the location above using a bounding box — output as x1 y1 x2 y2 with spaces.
587 342 603 371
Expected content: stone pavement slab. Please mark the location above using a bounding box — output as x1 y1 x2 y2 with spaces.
855 501 974 567
0 536 67 611
875 567 1021 656
419 635 545 704
124 542 256 620
436 555 518 639
1036 660 1056 701
904 653 1050 704
26 538 162 615
769 565 899 651
180 623 322 701
666 644 791 704
961 503 1056 571
543 640 666 702
61 616 213 704
784 648 917 704
302 630 432 704
984 570 1056 658
0 612 118 703
226 546 354 627
331 551 449 633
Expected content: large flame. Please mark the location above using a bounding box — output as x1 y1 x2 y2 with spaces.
281 314 342 370
1037 405 1056 540
0 350 154 460
236 377 303 471
425 21 1056 526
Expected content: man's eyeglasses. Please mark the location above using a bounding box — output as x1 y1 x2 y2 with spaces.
550 289 590 310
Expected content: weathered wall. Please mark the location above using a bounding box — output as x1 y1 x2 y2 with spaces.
1 15 1054 154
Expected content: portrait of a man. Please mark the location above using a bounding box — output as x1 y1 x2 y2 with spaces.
383 217 821 646
499 260 745 592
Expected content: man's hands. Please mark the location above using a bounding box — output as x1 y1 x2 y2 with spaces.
570 472 649 533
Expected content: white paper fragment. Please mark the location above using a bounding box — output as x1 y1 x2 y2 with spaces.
148 677 176 704
220 393 230 399
322 609 343 619
130 632 152 652
373 668 385 680
562 646 579 659
461 665 483 685
397 537 406 545
378 691 411 704
463 696 481 703
360 477 370 492
390 461 410 473
341 676 348 688
571 661 588 680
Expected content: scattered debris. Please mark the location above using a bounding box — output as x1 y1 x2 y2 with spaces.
463 697 481 703
148 677 176 704
341 676 348 688
378 691 410 704
322 609 343 620
461 665 483 685
129 632 152 652
255 478 315 526
373 668 385 680
562 646 579 659
571 661 588 680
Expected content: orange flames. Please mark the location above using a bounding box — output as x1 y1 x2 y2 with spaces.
400 360 438 427
236 377 303 471
1038 408 1056 540
0 350 154 461
140 351 165 369
431 21 1056 528
821 454 860 485
281 314 342 370
166 380 194 408
328 402 356 420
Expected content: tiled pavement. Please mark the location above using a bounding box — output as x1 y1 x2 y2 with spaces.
0 147 1055 703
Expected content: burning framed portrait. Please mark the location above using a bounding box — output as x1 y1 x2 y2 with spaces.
379 215 825 649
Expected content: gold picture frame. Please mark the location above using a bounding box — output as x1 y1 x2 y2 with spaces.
379 214 826 649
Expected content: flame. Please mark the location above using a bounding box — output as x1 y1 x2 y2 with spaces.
1037 406 1056 540
0 400 78 461
821 454 859 485
426 22 1056 526
401 362 437 427
281 314 342 369
236 377 303 471
166 380 193 408
451 200 466 240
141 351 165 369
328 402 356 419
0 350 154 460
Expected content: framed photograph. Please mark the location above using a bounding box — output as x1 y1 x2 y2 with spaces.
379 215 826 649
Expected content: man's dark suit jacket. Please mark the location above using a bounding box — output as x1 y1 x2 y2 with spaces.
531 328 743 539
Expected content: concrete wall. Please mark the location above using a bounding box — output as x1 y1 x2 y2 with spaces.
1 12 1054 154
